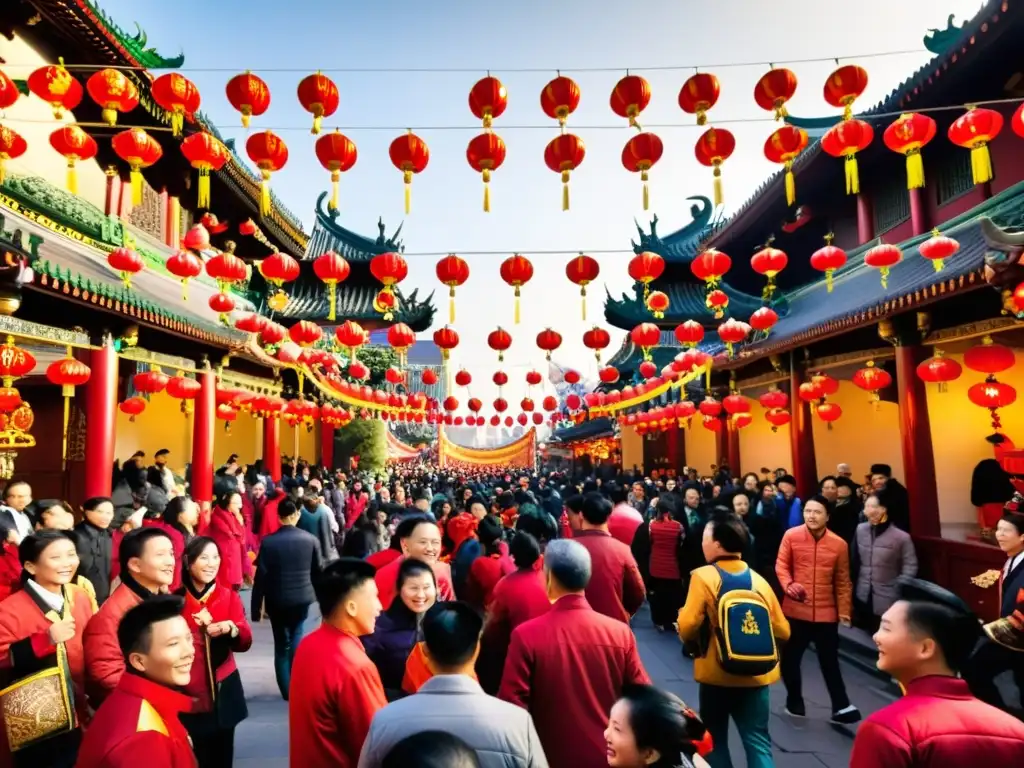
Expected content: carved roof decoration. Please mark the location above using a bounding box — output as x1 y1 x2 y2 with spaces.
304 193 404 262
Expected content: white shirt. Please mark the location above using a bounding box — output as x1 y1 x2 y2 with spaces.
1 505 33 542
1005 551 1024 581
25 579 64 614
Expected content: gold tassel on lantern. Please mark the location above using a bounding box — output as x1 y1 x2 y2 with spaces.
845 154 860 195
580 286 587 321
641 170 650 211
971 143 994 185
561 170 571 211
448 286 456 324
59 382 73 466
260 171 271 216
906 149 925 189
330 170 340 211
327 280 338 321
482 169 491 213
403 170 413 214
66 160 79 196
713 164 724 207
197 168 211 209
513 286 521 325
784 160 796 206
130 166 143 205
825 268 835 293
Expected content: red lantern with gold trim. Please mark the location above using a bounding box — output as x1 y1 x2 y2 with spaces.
289 320 323 348
27 61 83 119
918 229 959 273
583 326 611 362
312 251 351 322
205 250 247 292
433 326 459 362
151 73 200 137
436 254 470 324
852 360 892 402
537 329 562 361
717 318 750 357
691 249 731 288
883 113 937 190
948 107 1004 186
541 75 580 127
488 327 513 363
544 133 586 211
864 242 902 289
916 350 962 392
47 354 90 464
968 377 1016 433
622 133 663 211
630 322 660 361
297 72 339 134
678 73 720 126
0 71 17 112
646 291 669 319
823 65 869 121
565 254 600 321
87 68 136 126
694 127 735 207
111 128 162 205
964 336 1015 374
810 235 847 292
389 130 430 214
314 130 357 211
821 119 874 195
610 74 651 129
370 251 407 320
674 320 704 347
469 75 507 129
119 397 146 422
500 254 533 324
467 132 506 212
628 251 665 300
706 289 729 319
225 71 270 127
180 132 228 209
765 408 791 431
816 401 843 428
749 307 778 334
107 246 143 289
0 126 27 186
754 68 798 120
166 250 203 301
750 244 788 298
764 126 808 206
246 130 288 216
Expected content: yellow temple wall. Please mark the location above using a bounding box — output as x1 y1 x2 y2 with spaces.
811 380 904 485
739 413 791 477
213 413 263 467
2 34 109 208
620 427 644 473
684 421 717 476
114 392 192 476
279 422 320 466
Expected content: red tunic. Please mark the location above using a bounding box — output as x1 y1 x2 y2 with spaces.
76 672 197 768
558 511 573 539
289 624 386 768
571 530 647 623
498 594 650 768
374 557 455 610
0 544 21 603
180 584 253 713
649 518 683 580
83 583 144 707
850 675 1024 766
465 553 515 610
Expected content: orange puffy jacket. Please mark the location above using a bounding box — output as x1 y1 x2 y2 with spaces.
775 525 852 624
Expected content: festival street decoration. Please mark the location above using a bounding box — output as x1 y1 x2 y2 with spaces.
297 72 340 134
565 254 600 321
500 254 533 324
694 127 736 207
389 130 430 214
314 130 357 211
678 73 720 126
753 67 798 120
883 113 937 190
810 235 848 292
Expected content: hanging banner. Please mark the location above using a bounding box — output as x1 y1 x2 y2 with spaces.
385 429 421 462
438 426 536 469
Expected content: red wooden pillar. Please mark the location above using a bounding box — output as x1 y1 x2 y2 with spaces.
321 424 335 470
191 368 215 509
83 342 117 498
726 422 741 477
789 359 818 502
908 187 929 236
856 193 874 245
263 417 282 483
714 420 725 470
895 345 941 537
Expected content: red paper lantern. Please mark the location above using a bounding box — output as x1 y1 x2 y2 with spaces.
948 107 1004 186
583 326 611 362
610 74 651 128
764 126 809 205
821 119 874 195
225 71 270 127
260 252 301 289
723 393 750 415
628 251 665 300
540 75 581 125
750 245 788 298
964 336 1015 374
968 377 1017 432
387 323 416 363
500 254 534 324
348 362 369 381
297 72 339 134
314 130 357 211
691 249 731 287
1014 102 1024 139
883 113 937 190
469 76 507 128
694 127 735 206
678 73 720 126
494 398 508 413
599 366 620 384
525 370 543 386
699 397 722 418
0 126 27 186
813 373 840 397
1011 282 1024 315
810 237 848 293
46 357 91 395
488 328 513 362
916 351 962 392
816 401 843 425
749 307 778 333
645 290 670 319
864 242 903 289
493 371 509 387
260 322 286 348
386 367 406 386
119 396 146 422
674 320 704 347
28 62 83 119
630 322 660 361
717 318 750 356
637 360 656 380
918 230 959 272
622 133 664 211
537 329 562 361
208 292 235 322
454 369 472 387
289 320 323 347
166 374 201 403
467 132 507 212
852 361 892 401
564 370 580 384
151 73 201 137
706 289 729 319
544 133 586 211
86 68 137 126
765 408 791 432
443 396 459 413
246 130 288 216
798 380 824 403
389 130 430 214
371 251 408 320
823 65 869 120
180 132 228 209
436 254 470 324
312 250 351 321
205 251 247 292
234 313 266 335
754 68 798 120
433 326 460 361
566 394 582 411
111 128 162 205
521 397 535 413
107 246 143 289
133 367 169 395
759 389 789 410
565 254 600 321
0 70 16 111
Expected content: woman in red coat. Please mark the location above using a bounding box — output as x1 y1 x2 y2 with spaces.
464 515 515 611
176 536 252 767
0 530 96 768
206 492 253 591
0 524 21 602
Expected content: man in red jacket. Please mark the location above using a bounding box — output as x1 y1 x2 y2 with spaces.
565 492 646 623
76 595 198 768
374 515 455 609
850 577 1024 766
84 527 176 708
289 557 387 768
499 539 650 768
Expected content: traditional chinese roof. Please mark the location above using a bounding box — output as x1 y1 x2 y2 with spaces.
551 417 616 444
305 193 404 263
629 198 720 262
723 181 1024 365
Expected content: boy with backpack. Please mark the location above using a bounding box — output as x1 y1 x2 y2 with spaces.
678 510 790 768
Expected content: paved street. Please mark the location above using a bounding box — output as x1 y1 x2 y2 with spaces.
233 602 893 766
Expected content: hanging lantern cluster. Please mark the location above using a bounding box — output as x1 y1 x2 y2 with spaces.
370 251 408 321
45 352 90 465
541 74 585 210
964 336 1016 434
467 75 508 212
565 254 600 321
500 254 533 324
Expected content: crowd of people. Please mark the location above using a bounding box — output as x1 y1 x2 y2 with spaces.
0 449 1021 767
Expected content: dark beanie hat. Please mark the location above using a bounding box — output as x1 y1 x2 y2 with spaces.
870 464 892 477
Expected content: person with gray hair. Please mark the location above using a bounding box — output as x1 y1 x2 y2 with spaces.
499 538 650 768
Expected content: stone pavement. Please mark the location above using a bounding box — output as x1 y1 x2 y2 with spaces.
232 602 896 767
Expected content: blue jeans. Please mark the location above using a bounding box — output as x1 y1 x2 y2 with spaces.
269 603 311 700
698 684 774 768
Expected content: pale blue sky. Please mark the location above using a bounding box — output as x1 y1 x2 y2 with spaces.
97 0 980 411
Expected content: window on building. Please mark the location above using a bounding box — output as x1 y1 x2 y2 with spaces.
873 179 911 235
935 150 975 205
